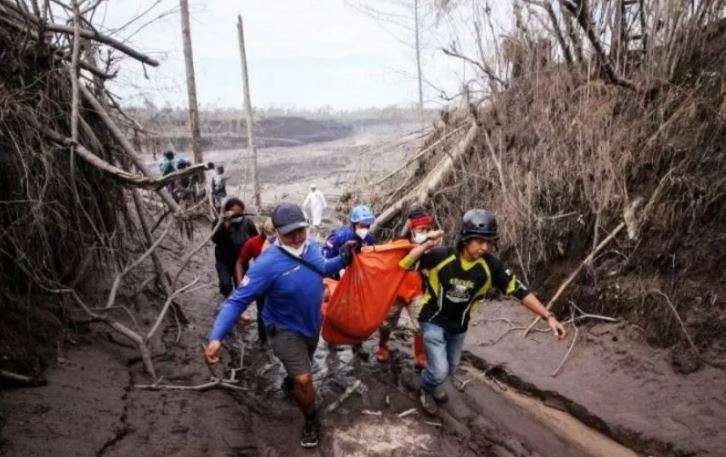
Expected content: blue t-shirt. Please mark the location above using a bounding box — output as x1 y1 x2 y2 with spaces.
209 240 345 340
322 226 376 258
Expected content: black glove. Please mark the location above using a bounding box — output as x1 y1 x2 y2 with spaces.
339 240 357 266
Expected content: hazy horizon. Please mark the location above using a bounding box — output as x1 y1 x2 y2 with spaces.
90 0 510 111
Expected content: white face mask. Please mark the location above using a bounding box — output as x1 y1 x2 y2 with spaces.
355 228 369 239
412 232 428 245
280 242 306 258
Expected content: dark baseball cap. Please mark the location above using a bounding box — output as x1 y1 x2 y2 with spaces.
272 202 309 235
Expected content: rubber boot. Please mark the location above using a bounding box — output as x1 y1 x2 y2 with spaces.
376 331 390 363
413 332 427 370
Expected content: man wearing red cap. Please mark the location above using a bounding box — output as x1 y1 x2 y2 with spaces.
376 208 436 370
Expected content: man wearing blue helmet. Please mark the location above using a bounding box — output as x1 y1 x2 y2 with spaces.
322 204 377 358
322 204 377 258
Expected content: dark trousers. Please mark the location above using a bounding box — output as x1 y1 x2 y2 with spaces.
257 298 267 343
215 260 236 296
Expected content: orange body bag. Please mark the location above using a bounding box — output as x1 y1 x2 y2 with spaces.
321 240 422 344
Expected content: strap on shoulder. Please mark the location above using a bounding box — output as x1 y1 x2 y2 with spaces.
276 245 326 277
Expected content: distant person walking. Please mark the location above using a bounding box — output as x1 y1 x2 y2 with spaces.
159 150 176 175
302 184 327 228
212 198 258 296
211 165 228 214
159 150 176 195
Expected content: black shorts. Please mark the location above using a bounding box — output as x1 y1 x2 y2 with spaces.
268 327 319 377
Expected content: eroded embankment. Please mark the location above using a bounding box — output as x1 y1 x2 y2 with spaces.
461 301 726 457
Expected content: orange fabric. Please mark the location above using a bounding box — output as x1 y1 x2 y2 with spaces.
321 240 422 344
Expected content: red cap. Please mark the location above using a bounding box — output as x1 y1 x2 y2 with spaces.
410 215 433 229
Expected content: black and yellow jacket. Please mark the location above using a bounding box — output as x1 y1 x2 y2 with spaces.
400 247 529 334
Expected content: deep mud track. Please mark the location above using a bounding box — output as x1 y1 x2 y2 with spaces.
0 232 638 457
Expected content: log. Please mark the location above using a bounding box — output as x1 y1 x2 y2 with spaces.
371 119 480 233
374 125 465 186
38 123 206 189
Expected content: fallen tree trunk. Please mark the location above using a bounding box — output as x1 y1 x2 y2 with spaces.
39 123 206 189
372 119 480 233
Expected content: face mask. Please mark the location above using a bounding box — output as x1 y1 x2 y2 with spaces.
230 216 243 224
412 232 428 245
281 242 305 258
355 228 369 239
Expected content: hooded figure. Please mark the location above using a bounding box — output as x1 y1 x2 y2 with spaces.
302 184 327 227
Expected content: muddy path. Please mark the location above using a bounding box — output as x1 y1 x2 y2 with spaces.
0 235 496 457
1 125 646 457
0 229 639 457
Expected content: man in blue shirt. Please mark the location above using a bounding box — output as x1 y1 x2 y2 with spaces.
322 204 376 258
205 203 352 448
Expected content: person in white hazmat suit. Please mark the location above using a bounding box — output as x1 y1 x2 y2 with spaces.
302 184 327 228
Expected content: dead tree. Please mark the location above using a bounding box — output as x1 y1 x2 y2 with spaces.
561 0 635 88
414 0 425 128
179 0 205 181
237 15 261 209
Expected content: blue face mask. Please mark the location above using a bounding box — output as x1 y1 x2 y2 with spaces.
230 216 244 225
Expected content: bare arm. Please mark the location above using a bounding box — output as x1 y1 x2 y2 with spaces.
400 230 444 265
234 256 245 284
520 293 567 339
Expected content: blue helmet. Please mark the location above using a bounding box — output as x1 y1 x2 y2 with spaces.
351 205 375 225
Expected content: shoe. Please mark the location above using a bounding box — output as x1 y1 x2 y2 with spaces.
432 387 449 403
419 389 439 416
376 345 390 363
300 417 320 448
282 377 294 399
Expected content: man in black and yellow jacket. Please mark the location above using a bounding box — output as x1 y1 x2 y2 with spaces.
400 208 567 415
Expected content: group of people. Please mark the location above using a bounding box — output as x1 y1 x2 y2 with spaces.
158 150 194 201
205 197 567 448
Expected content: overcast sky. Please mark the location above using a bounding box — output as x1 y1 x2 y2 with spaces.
94 0 508 110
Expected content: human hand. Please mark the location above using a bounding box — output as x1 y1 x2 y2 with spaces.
240 312 253 324
339 240 358 266
547 317 567 339
427 230 444 242
205 340 222 364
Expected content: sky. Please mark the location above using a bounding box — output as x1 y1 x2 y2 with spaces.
91 0 509 110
